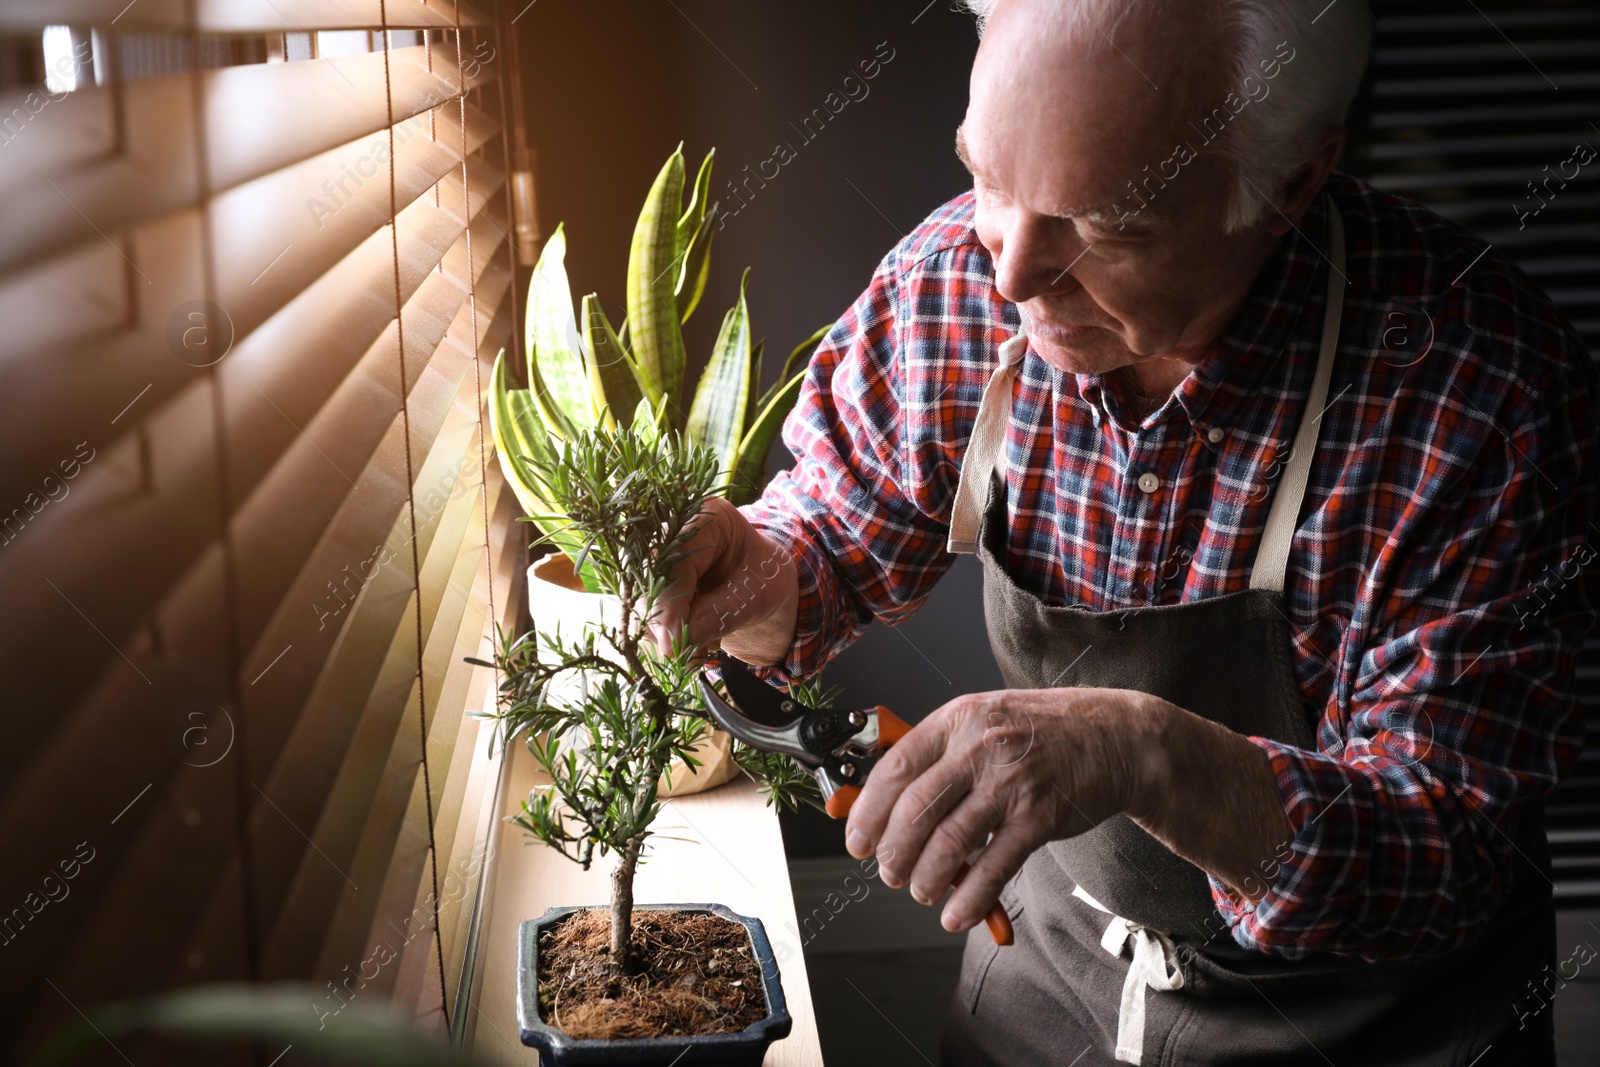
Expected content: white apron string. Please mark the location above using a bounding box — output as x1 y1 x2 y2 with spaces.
1072 884 1185 1065
947 331 1030 554
1248 206 1346 593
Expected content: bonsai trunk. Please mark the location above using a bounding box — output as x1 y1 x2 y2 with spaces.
606 716 672 971
609 845 640 969
604 606 679 973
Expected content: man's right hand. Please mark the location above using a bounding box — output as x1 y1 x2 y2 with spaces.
651 496 800 666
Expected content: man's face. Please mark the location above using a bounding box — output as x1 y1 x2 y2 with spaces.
962 0 1284 376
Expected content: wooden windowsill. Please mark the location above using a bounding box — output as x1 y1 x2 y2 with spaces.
468 741 825 1066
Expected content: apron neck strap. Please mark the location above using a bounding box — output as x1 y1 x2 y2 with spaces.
1247 200 1346 594
947 331 1030 554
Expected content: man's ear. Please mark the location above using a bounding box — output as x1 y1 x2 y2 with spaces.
1264 123 1349 236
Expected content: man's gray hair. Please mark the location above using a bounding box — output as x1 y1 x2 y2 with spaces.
961 0 1372 232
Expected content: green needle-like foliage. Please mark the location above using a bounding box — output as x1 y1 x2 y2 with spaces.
468 423 821 972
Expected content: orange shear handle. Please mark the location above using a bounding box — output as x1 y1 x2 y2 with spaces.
871 704 912 745
952 862 1015 946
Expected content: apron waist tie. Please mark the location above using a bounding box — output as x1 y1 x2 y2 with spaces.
1072 885 1185 1065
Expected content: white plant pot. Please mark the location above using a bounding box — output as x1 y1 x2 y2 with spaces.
526 554 738 798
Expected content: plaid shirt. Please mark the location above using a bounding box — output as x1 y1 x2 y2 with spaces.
743 173 1599 961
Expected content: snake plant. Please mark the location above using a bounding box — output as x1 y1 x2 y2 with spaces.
490 145 826 589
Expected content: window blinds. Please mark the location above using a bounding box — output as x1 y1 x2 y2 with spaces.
0 2 526 1060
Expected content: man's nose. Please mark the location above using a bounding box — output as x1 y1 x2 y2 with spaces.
993 214 1084 305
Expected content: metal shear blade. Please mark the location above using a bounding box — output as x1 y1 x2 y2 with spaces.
696 656 818 767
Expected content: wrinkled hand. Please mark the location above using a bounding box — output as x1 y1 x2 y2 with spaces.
843 687 1165 933
650 496 800 665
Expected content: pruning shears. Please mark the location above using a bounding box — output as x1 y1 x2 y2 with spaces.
698 654 1015 946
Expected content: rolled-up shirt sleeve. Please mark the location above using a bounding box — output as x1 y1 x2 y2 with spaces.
1213 351 1598 960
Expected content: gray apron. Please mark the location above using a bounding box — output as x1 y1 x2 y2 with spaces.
939 205 1556 1066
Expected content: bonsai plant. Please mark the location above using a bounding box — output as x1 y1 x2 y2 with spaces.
490 143 826 799
474 420 821 1065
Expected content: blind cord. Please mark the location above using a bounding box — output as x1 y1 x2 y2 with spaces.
449 4 522 1042
183 0 263 987
450 0 499 1028
379 4 452 1031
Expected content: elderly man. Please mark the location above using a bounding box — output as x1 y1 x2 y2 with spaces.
662 0 1596 1062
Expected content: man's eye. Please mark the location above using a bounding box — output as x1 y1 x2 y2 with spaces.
1079 222 1140 246
977 182 1011 205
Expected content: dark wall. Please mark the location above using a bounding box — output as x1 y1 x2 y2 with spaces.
514 0 1002 855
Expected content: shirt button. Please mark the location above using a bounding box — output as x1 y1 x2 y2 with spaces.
1137 472 1160 494
1207 426 1225 445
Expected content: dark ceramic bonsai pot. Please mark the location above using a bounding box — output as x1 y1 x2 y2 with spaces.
517 902 792 1066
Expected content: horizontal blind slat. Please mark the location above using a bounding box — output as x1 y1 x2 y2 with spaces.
0 48 470 201
0 94 496 318
0 1 491 32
